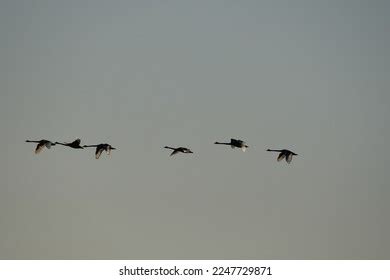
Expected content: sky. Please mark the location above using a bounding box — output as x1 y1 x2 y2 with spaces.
1 0 389 259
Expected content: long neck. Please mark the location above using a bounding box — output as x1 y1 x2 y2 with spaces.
164 146 175 150
83 145 98 148
215 142 230 145
267 149 282 152
26 140 39 143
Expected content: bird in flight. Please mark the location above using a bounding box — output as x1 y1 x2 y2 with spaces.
25 139 56 154
55 138 84 149
164 146 193 156
214 138 248 152
83 143 116 159
267 149 298 163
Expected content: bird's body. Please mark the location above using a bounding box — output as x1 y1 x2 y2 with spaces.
164 146 193 156
267 149 297 163
55 138 84 149
214 138 248 151
26 139 56 154
83 143 116 159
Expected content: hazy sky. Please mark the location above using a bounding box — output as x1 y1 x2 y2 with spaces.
1 0 389 259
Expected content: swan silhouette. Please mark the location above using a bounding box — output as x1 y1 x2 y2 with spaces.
83 143 116 159
26 139 56 154
214 138 248 152
267 149 297 163
164 146 193 156
55 138 84 149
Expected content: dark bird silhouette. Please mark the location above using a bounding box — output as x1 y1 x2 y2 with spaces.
55 138 84 149
164 146 193 156
214 138 248 152
267 149 298 163
26 139 56 154
83 143 116 159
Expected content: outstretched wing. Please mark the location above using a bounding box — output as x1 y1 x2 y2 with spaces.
35 143 45 154
95 147 104 159
170 149 179 156
286 153 293 163
277 152 285 162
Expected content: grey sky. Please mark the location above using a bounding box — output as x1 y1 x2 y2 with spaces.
1 0 389 259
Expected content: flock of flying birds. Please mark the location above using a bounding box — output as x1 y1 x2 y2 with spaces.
25 139 115 159
25 138 298 163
